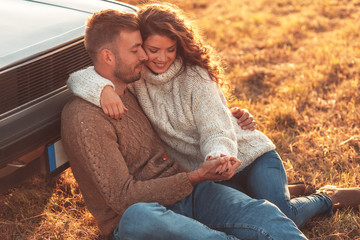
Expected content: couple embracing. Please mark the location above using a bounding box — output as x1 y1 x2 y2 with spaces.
62 3 360 239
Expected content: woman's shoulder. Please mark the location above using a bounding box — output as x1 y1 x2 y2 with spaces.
184 64 217 89
186 64 210 79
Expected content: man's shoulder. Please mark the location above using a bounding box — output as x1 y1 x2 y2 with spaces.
61 97 104 124
64 97 99 113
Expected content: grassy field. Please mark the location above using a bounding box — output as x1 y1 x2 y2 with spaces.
1 0 359 239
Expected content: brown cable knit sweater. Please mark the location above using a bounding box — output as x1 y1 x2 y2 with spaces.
61 90 193 236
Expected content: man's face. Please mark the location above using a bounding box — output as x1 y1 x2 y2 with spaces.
112 30 148 84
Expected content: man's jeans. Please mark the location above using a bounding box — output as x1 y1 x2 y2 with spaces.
113 181 307 240
224 150 333 227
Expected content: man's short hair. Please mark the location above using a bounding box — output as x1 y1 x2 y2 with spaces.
85 9 139 63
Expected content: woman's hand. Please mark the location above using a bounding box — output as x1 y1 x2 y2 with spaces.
230 107 257 130
100 86 128 119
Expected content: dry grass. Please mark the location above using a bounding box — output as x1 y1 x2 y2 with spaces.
1 0 359 239
0 170 99 239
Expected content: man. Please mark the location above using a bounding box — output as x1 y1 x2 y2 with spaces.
61 9 308 240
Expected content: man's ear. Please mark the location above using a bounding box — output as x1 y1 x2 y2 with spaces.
100 49 115 65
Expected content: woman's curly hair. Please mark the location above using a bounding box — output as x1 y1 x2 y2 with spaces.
138 3 227 87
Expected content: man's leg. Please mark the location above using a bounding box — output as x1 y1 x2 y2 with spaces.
175 181 308 240
113 202 239 240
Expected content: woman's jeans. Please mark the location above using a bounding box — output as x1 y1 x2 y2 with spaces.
223 150 333 227
113 181 308 240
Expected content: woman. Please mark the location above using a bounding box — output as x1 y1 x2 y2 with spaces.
67 3 360 227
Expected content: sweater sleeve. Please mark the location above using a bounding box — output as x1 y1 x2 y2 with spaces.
67 66 115 108
61 102 193 215
191 67 238 161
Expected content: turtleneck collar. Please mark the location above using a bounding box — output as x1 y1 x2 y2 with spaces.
141 58 184 85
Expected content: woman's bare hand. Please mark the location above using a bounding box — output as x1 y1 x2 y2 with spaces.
100 86 128 119
230 107 257 130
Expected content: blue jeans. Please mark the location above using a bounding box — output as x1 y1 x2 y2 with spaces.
113 181 307 240
222 150 333 227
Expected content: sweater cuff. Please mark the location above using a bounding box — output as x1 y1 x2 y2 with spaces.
178 172 194 193
205 148 234 161
67 66 115 108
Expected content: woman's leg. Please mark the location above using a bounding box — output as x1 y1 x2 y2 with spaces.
239 150 332 227
184 181 308 240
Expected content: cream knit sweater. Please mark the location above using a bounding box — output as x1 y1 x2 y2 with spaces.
67 59 275 172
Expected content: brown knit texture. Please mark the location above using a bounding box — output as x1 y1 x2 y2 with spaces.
61 91 193 236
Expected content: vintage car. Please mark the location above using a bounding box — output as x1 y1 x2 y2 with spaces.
0 0 136 192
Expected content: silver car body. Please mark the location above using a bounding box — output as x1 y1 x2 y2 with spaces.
0 0 136 192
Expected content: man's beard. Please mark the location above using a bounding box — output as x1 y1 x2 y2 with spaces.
113 54 144 84
114 68 141 84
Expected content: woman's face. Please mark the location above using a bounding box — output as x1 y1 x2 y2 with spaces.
143 34 177 74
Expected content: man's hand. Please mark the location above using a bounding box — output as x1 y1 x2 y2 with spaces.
230 107 257 130
187 156 241 185
100 85 128 120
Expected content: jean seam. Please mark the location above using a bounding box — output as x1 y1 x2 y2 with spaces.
209 223 274 240
317 193 333 217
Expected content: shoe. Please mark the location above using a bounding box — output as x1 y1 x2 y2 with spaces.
288 181 317 198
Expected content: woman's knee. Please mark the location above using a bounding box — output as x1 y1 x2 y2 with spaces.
262 150 282 164
251 151 285 176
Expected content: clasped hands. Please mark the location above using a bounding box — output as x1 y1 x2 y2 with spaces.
187 154 241 185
